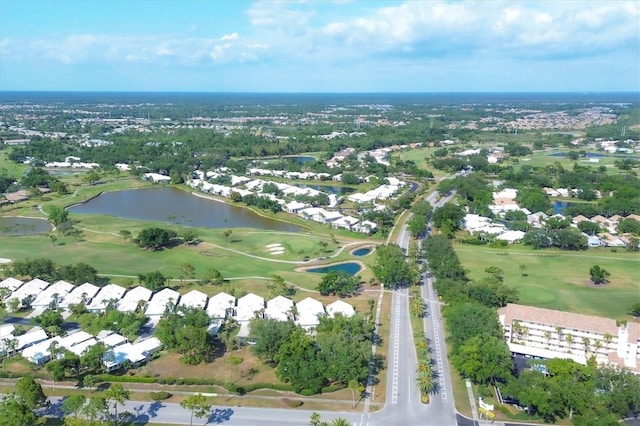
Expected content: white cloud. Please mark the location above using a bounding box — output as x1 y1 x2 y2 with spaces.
221 32 239 41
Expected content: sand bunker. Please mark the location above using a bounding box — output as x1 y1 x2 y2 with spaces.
0 258 11 264
265 243 282 248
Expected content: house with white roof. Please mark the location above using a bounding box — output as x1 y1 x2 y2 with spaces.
68 338 98 356
96 331 128 349
353 220 378 234
59 283 100 308
145 288 180 323
265 296 294 322
21 336 62 364
87 284 127 312
295 297 325 332
15 328 48 351
117 286 152 313
0 277 23 292
326 300 355 318
7 278 50 311
179 290 208 310
285 200 307 214
31 280 74 309
206 292 236 319
142 173 171 183
332 216 360 231
235 293 265 338
496 230 526 243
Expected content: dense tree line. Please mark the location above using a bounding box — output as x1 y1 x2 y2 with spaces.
249 314 375 394
9 257 99 284
154 306 217 365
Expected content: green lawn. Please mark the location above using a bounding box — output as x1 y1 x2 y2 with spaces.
514 149 638 174
454 243 640 320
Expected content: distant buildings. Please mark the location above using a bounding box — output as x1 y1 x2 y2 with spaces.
498 303 640 374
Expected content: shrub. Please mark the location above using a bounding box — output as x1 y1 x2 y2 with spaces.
150 391 171 401
286 399 303 408
300 389 315 396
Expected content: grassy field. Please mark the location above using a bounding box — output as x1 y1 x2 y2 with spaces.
514 149 638 174
454 243 640 320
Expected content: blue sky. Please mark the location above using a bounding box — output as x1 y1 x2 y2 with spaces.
1 0 639 92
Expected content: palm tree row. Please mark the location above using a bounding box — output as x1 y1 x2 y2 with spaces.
409 289 427 318
413 332 437 401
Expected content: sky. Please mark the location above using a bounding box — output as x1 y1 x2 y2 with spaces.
1 0 639 93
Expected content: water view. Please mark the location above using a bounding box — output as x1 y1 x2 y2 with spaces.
352 247 373 256
553 200 576 215
306 262 362 276
0 217 52 235
68 187 300 232
547 152 608 158
298 184 354 195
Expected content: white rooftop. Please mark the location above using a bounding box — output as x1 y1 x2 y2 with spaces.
145 288 180 317
15 329 48 350
296 297 325 328
32 280 74 308
7 278 50 305
265 296 294 322
0 277 23 292
87 284 127 311
326 300 355 318
236 293 265 321
206 292 235 319
59 283 100 308
117 286 152 313
178 289 208 310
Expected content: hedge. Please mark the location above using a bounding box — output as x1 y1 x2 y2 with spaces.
150 391 172 401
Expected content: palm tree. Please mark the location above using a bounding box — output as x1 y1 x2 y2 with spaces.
593 340 603 355
565 333 574 353
582 337 591 355
603 333 613 349
409 291 426 318
555 326 563 343
309 412 321 426
544 330 552 348
416 370 436 396
332 418 351 426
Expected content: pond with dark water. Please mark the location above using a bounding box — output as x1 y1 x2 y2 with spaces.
298 184 354 195
352 247 373 256
547 152 608 158
0 217 52 235
306 262 362 276
290 156 316 164
68 187 300 232
553 201 577 215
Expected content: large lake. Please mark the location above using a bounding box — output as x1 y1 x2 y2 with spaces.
68 187 300 232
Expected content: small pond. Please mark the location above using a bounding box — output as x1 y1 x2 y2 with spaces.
553 201 577 215
68 187 300 232
306 262 362 276
298 184 354 195
0 217 52 235
547 152 608 158
290 156 316 164
352 247 373 256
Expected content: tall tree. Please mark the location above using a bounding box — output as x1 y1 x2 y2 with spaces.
15 375 47 410
104 384 130 426
180 393 211 426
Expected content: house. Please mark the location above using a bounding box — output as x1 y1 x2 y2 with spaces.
87 284 127 312
104 337 161 371
142 173 171 183
496 230 526 243
15 329 49 351
326 300 355 318
21 337 62 364
284 201 307 214
332 216 359 231
498 303 640 373
265 296 294 322
117 286 152 313
206 292 236 320
295 297 325 332
571 215 590 225
353 220 378 234
599 233 626 247
31 280 74 309
0 278 23 292
96 331 128 349
178 290 208 310
145 288 180 325
585 235 604 248
7 278 50 311
59 283 100 308
235 293 265 338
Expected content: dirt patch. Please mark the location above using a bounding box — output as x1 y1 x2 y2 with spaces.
141 347 278 385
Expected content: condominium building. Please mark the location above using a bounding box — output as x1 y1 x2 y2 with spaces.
498 303 640 373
